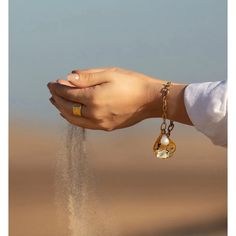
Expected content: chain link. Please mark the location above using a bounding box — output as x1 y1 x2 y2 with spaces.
167 120 175 136
160 81 174 136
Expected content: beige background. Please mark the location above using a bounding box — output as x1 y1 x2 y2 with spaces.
10 120 227 236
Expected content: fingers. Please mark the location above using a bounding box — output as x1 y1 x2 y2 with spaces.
56 79 76 87
60 112 99 130
47 82 90 105
49 96 99 130
51 93 92 119
72 67 109 74
67 70 110 88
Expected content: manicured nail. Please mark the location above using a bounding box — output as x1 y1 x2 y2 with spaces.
49 97 55 104
67 73 79 81
60 113 65 118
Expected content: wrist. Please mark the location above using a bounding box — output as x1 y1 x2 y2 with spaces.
144 78 163 118
168 83 192 125
144 78 192 125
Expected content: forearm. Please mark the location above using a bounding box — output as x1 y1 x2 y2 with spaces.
49 67 193 131
146 79 193 126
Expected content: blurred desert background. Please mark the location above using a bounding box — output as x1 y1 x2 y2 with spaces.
10 0 227 235
10 122 227 236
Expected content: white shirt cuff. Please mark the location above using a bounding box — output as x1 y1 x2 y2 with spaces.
184 80 227 147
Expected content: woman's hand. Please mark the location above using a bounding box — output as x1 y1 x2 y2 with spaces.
47 67 163 131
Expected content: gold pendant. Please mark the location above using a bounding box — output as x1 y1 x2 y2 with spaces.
153 133 176 159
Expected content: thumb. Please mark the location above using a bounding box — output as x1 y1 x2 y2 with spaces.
67 71 108 88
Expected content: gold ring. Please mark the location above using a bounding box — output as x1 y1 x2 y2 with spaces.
72 105 82 117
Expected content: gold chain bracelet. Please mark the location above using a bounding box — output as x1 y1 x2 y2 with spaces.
153 81 176 159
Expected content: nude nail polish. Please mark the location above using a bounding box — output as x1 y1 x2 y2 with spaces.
67 73 79 81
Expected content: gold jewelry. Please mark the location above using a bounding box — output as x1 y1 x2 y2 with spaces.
72 105 82 117
153 81 176 159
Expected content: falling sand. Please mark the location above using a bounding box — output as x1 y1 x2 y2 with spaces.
55 125 118 236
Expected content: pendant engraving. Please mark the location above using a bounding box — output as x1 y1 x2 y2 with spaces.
153 133 176 159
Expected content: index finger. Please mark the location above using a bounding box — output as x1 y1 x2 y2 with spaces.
72 67 109 74
47 82 90 104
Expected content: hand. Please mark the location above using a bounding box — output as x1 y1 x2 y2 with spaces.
47 67 163 130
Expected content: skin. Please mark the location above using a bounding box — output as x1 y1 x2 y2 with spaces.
47 67 193 131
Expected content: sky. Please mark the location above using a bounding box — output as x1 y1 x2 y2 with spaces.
9 0 226 125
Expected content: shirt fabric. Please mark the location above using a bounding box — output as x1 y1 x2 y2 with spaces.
184 80 227 147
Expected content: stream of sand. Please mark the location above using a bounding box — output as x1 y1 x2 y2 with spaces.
55 125 118 236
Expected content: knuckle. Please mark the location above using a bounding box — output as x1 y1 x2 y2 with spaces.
106 67 121 80
105 127 115 132
100 122 114 132
80 73 93 86
88 109 100 119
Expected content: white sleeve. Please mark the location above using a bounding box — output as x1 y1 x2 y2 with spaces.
184 80 227 147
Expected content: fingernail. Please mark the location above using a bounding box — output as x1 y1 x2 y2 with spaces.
67 73 79 81
49 97 55 104
60 113 65 118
